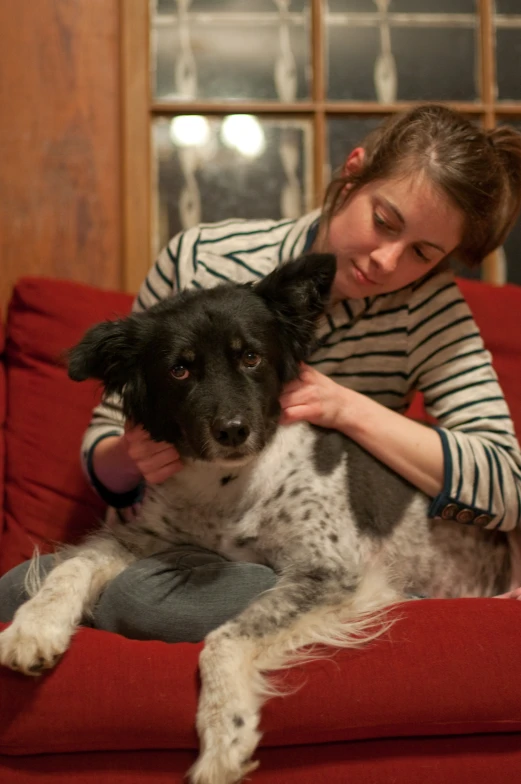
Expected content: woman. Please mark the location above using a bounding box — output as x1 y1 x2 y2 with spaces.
2 104 521 636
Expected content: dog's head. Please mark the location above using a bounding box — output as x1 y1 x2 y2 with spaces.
68 253 336 464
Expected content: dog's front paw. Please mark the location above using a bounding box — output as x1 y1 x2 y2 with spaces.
0 617 71 676
189 711 261 784
189 748 259 784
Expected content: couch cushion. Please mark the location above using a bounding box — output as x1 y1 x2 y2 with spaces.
1 599 521 755
1 278 134 576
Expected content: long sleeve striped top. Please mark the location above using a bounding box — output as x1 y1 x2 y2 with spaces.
81 210 521 532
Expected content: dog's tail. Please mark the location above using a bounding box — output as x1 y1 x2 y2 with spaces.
252 562 404 698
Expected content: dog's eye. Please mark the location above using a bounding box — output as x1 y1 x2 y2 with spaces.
171 365 189 380
241 350 261 369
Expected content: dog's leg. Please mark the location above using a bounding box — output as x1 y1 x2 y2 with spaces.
190 632 262 784
189 564 399 784
0 535 133 676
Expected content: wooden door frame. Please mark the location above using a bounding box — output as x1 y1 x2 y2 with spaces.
120 0 152 293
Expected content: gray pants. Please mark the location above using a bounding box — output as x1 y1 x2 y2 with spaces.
0 547 277 643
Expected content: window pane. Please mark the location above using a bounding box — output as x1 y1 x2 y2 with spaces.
152 115 313 252
391 1 476 11
495 0 520 13
152 0 310 102
495 3 521 102
326 4 477 102
327 1 475 10
328 2 476 13
327 0 373 10
391 27 476 101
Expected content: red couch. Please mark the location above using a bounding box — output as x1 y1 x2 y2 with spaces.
1 276 521 783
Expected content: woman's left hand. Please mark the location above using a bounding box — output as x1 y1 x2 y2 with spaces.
279 363 347 430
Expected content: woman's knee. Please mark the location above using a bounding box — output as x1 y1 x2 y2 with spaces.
93 549 277 643
0 554 56 623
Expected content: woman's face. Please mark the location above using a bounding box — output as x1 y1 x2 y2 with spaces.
317 167 465 301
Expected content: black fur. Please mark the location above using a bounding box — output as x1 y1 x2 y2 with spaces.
312 428 417 538
68 254 336 462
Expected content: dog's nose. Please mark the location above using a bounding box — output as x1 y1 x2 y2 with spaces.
211 417 250 448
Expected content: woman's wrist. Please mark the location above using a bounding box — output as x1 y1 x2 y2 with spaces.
91 434 143 495
333 385 367 437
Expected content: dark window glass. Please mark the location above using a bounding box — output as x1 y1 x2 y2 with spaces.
152 116 313 251
496 29 521 101
327 8 477 101
153 0 310 101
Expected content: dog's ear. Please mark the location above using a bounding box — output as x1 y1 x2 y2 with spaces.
68 316 150 423
254 253 336 362
68 317 143 397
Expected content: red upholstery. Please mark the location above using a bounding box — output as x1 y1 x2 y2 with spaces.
0 275 520 783
1 600 521 758
3 736 521 784
457 277 521 432
0 279 133 576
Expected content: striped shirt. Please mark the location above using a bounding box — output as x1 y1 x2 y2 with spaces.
82 211 521 532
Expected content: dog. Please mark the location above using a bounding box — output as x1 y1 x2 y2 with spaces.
0 254 513 784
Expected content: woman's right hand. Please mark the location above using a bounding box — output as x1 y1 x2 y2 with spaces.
123 421 183 485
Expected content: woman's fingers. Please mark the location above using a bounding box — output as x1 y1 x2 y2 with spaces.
137 448 181 475
279 405 310 425
138 448 183 483
123 421 182 481
280 387 314 412
127 438 178 461
143 458 183 484
280 378 303 396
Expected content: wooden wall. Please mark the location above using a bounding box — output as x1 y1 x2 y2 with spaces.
0 0 122 317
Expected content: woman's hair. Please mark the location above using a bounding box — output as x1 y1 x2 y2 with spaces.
322 104 521 267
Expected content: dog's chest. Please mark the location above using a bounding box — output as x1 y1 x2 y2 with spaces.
147 470 266 562
133 424 345 566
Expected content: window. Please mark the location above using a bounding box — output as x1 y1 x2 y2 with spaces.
121 0 521 290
